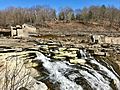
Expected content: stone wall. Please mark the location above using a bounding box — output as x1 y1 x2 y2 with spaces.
11 24 36 37
91 35 120 45
22 24 36 33
104 37 120 44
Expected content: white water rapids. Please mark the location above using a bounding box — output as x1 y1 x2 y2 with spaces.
35 50 120 90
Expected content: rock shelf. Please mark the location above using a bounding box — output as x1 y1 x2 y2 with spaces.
0 37 120 90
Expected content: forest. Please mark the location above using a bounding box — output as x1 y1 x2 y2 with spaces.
0 5 120 28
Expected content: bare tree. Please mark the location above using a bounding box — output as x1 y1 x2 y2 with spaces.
59 7 75 22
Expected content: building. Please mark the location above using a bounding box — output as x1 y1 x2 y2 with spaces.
0 29 11 37
91 35 120 45
91 35 105 44
11 24 37 37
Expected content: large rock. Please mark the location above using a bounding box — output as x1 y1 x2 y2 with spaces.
56 51 77 58
0 51 48 90
70 58 86 65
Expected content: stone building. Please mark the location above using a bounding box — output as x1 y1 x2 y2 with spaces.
91 35 120 45
91 35 105 44
104 37 120 44
11 24 37 37
0 29 11 37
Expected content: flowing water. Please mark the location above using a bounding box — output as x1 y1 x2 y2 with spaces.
35 50 120 90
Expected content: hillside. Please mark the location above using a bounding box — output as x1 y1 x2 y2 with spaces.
37 21 120 36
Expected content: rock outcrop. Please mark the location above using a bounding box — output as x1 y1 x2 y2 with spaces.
0 51 48 90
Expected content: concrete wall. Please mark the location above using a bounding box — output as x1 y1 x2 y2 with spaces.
91 35 105 44
91 35 120 45
11 24 36 37
22 24 36 33
11 27 17 37
104 37 120 44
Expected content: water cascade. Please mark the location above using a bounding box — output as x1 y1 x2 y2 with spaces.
35 50 120 90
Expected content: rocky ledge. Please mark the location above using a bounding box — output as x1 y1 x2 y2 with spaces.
0 37 120 90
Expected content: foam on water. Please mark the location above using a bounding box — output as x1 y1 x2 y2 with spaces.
36 52 83 90
35 50 120 90
80 50 87 59
90 59 120 89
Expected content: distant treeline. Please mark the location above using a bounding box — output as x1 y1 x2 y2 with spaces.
0 5 120 28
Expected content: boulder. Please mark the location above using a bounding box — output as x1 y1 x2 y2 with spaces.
0 51 48 90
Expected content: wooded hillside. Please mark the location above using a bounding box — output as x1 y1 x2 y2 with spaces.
0 5 120 29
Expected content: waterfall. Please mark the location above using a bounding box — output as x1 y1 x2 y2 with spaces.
79 49 92 59
79 50 87 59
36 52 83 90
35 50 120 90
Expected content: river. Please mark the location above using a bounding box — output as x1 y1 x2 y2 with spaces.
34 49 120 90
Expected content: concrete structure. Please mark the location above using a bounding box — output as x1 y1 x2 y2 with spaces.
104 37 120 44
0 29 11 37
91 35 120 45
91 35 105 44
11 24 37 37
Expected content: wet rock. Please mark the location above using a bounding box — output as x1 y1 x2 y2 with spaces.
53 56 66 60
67 48 79 51
58 51 77 58
75 77 92 90
101 43 110 48
87 48 95 54
1 38 120 90
19 87 28 90
39 45 49 50
110 79 118 90
0 46 12 49
59 47 67 51
94 51 106 56
47 42 60 46
15 48 23 52
48 45 58 49
43 80 61 90
70 58 86 65
0 48 16 53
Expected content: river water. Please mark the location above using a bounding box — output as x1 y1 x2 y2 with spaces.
35 49 120 90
